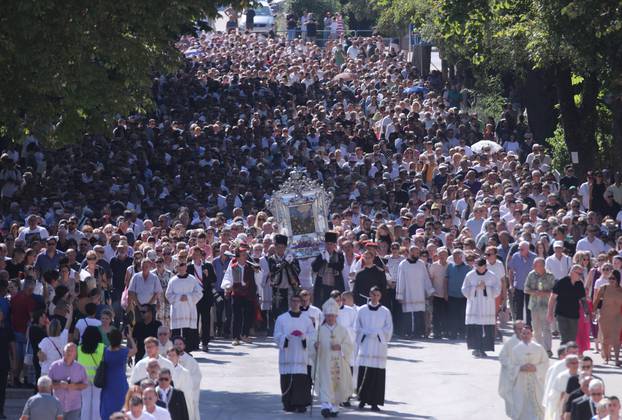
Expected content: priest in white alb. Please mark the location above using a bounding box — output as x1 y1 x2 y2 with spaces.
508 325 549 420
313 298 353 418
173 336 202 420
498 320 525 417
165 260 204 349
396 245 435 338
274 294 316 413
356 286 393 412
166 347 196 420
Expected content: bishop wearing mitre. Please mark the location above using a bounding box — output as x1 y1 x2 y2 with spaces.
314 298 354 418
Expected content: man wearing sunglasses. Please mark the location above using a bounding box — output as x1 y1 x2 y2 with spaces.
155 368 189 420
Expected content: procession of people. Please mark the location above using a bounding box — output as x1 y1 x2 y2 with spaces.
2 23 622 420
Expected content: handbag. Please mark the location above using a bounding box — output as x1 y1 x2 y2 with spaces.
93 352 106 388
24 326 33 366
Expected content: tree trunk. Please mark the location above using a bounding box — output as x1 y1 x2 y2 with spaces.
611 97 622 162
554 66 598 176
523 68 557 143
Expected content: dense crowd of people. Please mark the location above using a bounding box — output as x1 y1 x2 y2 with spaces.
1 27 622 420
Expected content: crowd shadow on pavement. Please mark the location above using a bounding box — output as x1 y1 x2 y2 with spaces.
199 389 435 419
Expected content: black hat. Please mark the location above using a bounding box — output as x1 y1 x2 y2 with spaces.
325 231 338 243
274 234 288 246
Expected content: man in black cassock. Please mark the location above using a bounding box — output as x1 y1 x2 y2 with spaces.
312 231 345 305
352 250 387 306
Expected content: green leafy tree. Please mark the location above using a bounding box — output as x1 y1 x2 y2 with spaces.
374 0 622 174
0 0 243 145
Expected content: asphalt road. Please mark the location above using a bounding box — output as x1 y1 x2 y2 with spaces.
195 334 622 420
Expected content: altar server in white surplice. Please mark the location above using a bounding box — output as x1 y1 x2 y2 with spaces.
396 246 435 338
274 294 316 413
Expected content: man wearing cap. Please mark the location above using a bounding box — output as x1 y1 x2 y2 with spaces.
396 246 435 339
313 298 353 418
545 241 572 281
268 234 302 319
312 232 345 306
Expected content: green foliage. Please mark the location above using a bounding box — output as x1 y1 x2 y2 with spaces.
545 125 570 172
0 0 244 146
471 75 505 121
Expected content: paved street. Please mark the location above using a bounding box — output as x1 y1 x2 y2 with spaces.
197 334 622 420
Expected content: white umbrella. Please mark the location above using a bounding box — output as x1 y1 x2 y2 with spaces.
471 140 503 154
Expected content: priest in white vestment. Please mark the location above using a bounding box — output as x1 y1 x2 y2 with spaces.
167 347 196 420
274 294 316 413
173 336 203 420
356 286 393 411
542 342 579 420
498 320 525 417
545 354 580 420
165 261 204 348
314 298 354 418
396 246 435 338
509 325 549 420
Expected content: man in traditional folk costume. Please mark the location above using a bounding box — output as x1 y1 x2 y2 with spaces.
312 231 345 305
355 286 393 411
509 325 549 420
274 294 316 413
396 245 435 338
165 260 204 350
313 298 354 418
221 245 261 345
268 234 302 318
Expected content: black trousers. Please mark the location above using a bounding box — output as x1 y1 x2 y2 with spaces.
447 297 467 338
280 373 311 409
0 368 7 415
401 311 425 337
432 297 448 337
215 293 232 336
357 366 386 406
197 303 212 346
466 324 496 352
171 328 199 352
273 288 290 317
512 289 531 325
232 296 254 339
385 288 402 334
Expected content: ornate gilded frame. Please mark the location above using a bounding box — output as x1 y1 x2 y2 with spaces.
267 171 333 258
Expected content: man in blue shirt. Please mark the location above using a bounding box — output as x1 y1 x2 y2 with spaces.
34 236 65 280
446 249 471 339
507 241 536 325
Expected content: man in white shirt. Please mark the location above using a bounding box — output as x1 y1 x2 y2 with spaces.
576 225 609 257
129 338 176 386
17 214 49 246
545 241 572 280
142 387 171 420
